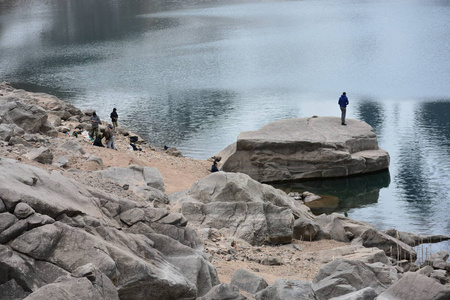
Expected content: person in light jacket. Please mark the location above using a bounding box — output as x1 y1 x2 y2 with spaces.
104 125 117 150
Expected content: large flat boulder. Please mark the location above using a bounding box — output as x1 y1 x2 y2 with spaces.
218 117 390 182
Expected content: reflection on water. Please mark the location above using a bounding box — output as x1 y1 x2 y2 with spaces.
273 171 391 215
355 99 385 136
119 89 236 146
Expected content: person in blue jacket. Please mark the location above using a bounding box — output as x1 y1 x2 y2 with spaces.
338 92 349 125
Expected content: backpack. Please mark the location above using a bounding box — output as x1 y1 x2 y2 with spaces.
93 137 105 147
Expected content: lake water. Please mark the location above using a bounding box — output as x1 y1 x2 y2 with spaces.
1 0 450 257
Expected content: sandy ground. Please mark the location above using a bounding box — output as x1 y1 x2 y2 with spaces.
211 239 348 285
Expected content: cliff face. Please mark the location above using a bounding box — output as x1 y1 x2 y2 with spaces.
218 117 390 182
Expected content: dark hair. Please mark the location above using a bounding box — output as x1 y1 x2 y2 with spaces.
113 108 117 111
343 92 346 95
93 112 97 116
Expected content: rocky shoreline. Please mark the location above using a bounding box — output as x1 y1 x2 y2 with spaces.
1 82 450 300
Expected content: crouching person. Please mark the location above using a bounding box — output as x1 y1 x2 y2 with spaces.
104 125 117 150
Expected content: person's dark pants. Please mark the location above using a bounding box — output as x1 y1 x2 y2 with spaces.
340 107 347 124
89 126 99 139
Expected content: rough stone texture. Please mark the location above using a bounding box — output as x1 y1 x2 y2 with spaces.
96 165 167 203
0 123 15 141
376 272 450 300
14 202 35 219
23 275 118 300
25 147 53 164
0 279 30 300
97 164 165 192
182 201 294 246
312 258 397 300
170 172 316 245
255 279 315 300
197 283 248 300
0 82 81 118
171 172 314 220
383 228 450 246
230 268 268 294
53 156 69 168
0 157 218 299
301 244 390 266
0 198 6 212
353 228 417 261
58 140 86 155
218 117 390 182
0 99 48 133
0 212 17 232
293 218 320 241
328 287 377 300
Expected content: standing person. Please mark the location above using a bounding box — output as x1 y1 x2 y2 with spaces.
104 125 117 150
338 92 349 125
110 108 118 129
89 112 101 139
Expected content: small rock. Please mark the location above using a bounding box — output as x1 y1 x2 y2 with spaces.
25 147 53 164
14 203 35 219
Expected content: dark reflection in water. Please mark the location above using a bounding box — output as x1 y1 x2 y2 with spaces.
355 99 385 135
273 171 391 215
395 101 450 220
44 1 182 45
120 89 236 146
418 101 450 149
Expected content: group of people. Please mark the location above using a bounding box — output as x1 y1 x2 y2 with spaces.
89 108 119 150
87 93 349 170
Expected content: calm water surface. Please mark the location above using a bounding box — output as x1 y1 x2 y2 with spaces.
1 0 450 255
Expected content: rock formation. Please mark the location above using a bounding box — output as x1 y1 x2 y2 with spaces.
0 158 218 299
169 171 315 245
217 116 390 182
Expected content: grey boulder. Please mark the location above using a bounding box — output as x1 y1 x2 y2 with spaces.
197 283 248 300
218 117 390 182
312 258 397 300
25 147 53 164
255 279 315 300
376 271 450 300
230 268 268 294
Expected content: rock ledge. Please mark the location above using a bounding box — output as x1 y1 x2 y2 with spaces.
218 116 390 182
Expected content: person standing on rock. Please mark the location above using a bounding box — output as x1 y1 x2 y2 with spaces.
338 92 349 125
110 108 118 129
89 112 101 139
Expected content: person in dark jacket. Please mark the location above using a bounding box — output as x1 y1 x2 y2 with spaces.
110 108 118 129
338 92 349 125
